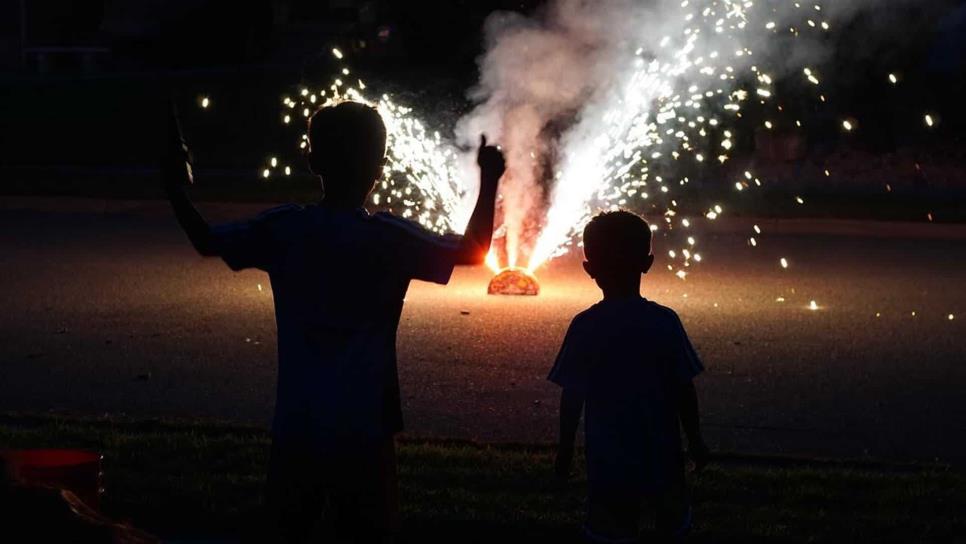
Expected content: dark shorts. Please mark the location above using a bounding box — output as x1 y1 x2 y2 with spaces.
584 466 691 543
263 437 399 543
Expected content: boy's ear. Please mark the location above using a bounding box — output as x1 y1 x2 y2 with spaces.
642 253 654 274
582 260 595 278
374 156 387 181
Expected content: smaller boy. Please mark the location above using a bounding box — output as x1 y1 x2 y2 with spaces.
549 210 709 543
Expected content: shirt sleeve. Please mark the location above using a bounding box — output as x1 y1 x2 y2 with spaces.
667 310 704 383
373 212 459 285
210 204 299 271
547 316 592 393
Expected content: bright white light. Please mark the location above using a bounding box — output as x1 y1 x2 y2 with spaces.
265 0 872 277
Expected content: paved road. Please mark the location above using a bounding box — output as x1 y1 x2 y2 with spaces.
2 198 965 464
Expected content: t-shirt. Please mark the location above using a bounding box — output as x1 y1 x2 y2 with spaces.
210 204 459 450
547 296 704 493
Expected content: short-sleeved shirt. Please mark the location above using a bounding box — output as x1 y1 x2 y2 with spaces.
210 204 458 450
548 296 704 494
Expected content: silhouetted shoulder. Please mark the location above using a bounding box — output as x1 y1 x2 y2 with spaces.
256 203 304 224
568 305 598 329
371 212 458 244
548 306 599 390
369 212 459 284
644 300 704 378
210 203 303 271
642 300 686 327
238 203 306 234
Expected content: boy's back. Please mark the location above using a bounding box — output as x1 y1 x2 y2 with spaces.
214 204 457 447
549 296 703 493
549 210 707 541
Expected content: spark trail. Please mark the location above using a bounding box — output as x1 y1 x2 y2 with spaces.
260 0 931 284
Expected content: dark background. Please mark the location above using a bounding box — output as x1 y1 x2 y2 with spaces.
1 0 965 214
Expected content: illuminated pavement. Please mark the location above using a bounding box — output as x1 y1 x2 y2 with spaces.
2 198 965 464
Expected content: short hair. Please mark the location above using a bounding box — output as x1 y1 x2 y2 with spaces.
308 101 387 171
582 210 652 265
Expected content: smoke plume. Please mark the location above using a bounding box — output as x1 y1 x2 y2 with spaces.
457 0 935 269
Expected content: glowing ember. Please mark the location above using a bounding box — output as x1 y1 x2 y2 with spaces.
487 268 540 296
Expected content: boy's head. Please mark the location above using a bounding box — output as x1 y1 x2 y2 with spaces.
307 101 387 206
582 210 654 292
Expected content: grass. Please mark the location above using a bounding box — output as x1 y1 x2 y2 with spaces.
1 412 964 543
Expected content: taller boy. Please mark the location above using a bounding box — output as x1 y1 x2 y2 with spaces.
163 101 505 542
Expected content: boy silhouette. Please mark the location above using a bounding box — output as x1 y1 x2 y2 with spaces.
162 101 505 543
549 210 709 543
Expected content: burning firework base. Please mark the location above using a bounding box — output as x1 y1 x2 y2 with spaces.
487 268 541 296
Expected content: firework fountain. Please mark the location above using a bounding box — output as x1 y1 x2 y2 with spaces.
259 0 931 296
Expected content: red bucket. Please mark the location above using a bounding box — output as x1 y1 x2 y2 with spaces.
2 449 104 509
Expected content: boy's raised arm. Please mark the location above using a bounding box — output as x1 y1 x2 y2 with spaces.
453 135 505 265
162 105 218 257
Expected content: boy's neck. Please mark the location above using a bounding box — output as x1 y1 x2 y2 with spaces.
319 195 365 210
600 282 642 301
318 176 373 210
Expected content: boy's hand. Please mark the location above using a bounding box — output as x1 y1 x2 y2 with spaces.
477 134 506 185
554 444 575 480
687 439 711 473
163 103 194 189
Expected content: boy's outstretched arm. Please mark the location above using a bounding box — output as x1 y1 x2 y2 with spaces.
555 387 584 479
679 380 710 471
453 135 505 265
162 105 218 257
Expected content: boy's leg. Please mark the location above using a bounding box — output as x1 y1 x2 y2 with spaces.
329 436 400 543
584 486 642 544
653 466 692 542
263 441 329 543
262 436 399 543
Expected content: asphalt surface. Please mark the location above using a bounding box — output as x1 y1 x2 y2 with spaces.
2 198 965 464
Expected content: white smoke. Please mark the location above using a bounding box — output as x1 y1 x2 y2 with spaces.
456 1 644 266
457 0 925 270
